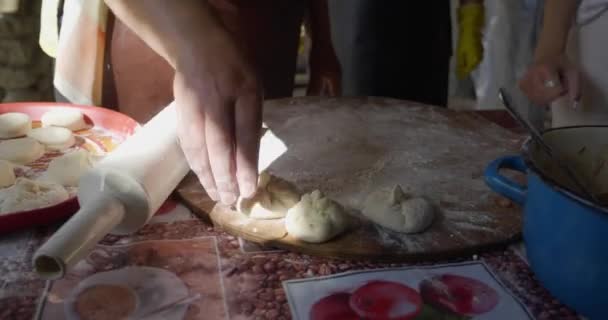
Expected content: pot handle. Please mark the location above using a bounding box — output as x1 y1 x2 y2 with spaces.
484 155 527 206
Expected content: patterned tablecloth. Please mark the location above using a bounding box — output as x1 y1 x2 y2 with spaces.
0 110 580 320
0 198 579 320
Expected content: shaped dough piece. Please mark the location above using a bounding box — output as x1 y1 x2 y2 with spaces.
41 108 88 131
237 172 300 219
0 178 69 214
0 160 15 188
0 137 44 164
0 112 31 138
27 126 75 151
40 149 92 187
285 190 351 243
362 185 435 234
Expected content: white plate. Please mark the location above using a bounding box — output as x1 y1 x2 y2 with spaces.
64 266 191 320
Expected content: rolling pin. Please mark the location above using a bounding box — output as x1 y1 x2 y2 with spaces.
33 102 190 279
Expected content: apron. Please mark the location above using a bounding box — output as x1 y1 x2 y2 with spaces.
551 0 608 127
471 0 541 110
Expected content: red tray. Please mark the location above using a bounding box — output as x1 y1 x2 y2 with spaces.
0 102 139 234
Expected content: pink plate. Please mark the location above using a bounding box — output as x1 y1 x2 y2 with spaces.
0 102 139 234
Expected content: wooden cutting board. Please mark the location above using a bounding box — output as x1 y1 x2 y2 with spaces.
176 97 523 261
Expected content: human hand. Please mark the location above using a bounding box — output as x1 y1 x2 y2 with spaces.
519 55 581 107
173 29 263 205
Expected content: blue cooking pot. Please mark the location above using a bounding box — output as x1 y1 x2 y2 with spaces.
484 126 608 319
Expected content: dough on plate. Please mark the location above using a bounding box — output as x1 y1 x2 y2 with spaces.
362 185 435 234
0 178 69 214
237 172 300 219
40 149 92 187
285 190 351 243
0 137 44 164
41 108 88 131
0 112 31 138
0 160 15 188
27 126 75 150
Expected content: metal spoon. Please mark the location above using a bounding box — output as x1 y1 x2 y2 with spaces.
498 88 599 204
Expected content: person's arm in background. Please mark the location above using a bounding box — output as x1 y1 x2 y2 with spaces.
104 0 262 205
519 0 581 106
305 0 341 96
456 0 484 78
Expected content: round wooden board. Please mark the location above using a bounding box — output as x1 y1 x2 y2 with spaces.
176 97 523 262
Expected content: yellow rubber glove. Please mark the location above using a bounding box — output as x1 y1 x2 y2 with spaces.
457 3 485 78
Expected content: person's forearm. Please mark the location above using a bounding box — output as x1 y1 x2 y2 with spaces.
535 0 580 60
104 0 222 69
307 0 333 51
306 0 339 66
305 0 341 96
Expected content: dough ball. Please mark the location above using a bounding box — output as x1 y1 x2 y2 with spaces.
0 137 44 164
41 108 88 131
27 126 75 151
0 178 69 214
0 160 16 188
40 149 92 187
237 172 300 219
0 112 31 138
362 185 435 234
285 190 351 243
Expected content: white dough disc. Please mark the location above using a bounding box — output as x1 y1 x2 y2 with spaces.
27 126 75 151
0 112 31 138
285 190 351 243
41 108 88 131
0 160 15 188
237 172 300 219
362 185 435 234
0 178 69 214
0 137 44 164
40 149 92 187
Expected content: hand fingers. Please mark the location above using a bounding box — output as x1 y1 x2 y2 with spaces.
234 92 262 198
457 52 479 78
175 96 219 201
532 65 565 103
520 64 565 106
205 94 238 205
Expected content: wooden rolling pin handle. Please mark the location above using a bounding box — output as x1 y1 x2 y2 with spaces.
33 102 190 279
33 195 125 280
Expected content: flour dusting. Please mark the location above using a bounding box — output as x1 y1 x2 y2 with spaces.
259 97 522 254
